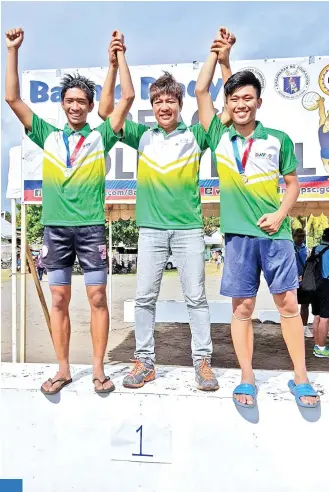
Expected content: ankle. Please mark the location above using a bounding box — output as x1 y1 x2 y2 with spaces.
58 362 70 375
294 368 308 384
240 368 254 382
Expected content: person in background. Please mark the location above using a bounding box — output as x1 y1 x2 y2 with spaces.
293 228 313 338
312 228 329 358
37 249 44 281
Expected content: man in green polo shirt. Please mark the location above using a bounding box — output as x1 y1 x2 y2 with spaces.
195 28 319 408
99 56 231 391
5 28 134 394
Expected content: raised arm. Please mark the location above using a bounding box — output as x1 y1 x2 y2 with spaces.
5 28 33 131
98 31 135 133
195 27 235 131
98 33 120 120
211 28 236 126
195 51 219 131
109 31 135 133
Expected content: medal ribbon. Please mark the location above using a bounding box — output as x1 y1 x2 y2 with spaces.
231 136 254 175
62 133 85 168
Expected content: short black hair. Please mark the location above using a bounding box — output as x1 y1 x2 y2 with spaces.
323 227 329 241
60 73 96 104
224 70 262 99
293 228 306 236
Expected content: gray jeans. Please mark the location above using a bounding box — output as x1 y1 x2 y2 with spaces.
134 228 213 364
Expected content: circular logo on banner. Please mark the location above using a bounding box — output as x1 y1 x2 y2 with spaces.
318 64 329 96
242 67 266 93
274 64 310 99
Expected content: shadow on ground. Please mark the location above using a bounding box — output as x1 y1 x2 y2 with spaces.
107 322 326 371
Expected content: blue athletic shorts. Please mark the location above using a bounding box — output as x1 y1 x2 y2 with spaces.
42 225 108 286
220 234 299 298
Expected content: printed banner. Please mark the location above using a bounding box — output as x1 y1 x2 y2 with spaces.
21 56 329 204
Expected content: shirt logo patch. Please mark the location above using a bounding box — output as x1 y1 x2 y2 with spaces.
255 152 273 159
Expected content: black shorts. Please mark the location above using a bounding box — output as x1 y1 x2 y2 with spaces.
311 280 329 319
297 287 313 305
42 225 107 272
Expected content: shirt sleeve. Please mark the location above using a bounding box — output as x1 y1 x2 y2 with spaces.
121 120 150 150
95 118 123 154
279 132 298 175
205 114 227 151
189 123 209 152
25 113 58 149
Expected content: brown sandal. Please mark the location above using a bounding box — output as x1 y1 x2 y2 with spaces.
93 376 115 394
40 377 72 395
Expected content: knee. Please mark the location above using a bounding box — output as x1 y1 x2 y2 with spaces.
88 289 107 310
274 291 299 316
185 289 207 309
52 292 70 311
135 284 159 308
233 298 254 318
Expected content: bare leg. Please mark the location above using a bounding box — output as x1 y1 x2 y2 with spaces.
231 297 256 405
274 290 319 405
87 285 113 391
314 317 329 347
41 285 72 392
313 315 320 343
300 304 309 326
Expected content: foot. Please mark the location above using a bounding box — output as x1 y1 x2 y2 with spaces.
233 375 255 406
313 345 329 358
93 374 115 393
41 370 72 394
304 326 313 338
123 359 155 388
294 375 320 406
194 359 219 391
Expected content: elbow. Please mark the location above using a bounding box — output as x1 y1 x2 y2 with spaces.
98 108 110 121
5 95 19 105
195 85 208 97
122 92 135 104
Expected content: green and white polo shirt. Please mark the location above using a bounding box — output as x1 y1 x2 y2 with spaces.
26 114 120 226
119 119 209 229
206 115 298 240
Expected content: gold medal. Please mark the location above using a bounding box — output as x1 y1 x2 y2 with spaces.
242 174 248 184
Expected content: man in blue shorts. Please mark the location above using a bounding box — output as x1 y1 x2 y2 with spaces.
5 28 134 394
195 28 319 407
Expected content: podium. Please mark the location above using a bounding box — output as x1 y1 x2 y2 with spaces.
2 362 328 492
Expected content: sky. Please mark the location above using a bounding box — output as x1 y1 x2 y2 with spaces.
2 0 329 210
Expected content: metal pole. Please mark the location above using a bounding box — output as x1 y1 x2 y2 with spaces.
305 216 308 250
20 204 27 363
11 199 17 363
108 212 112 332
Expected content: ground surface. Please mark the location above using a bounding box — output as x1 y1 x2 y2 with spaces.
1 264 325 371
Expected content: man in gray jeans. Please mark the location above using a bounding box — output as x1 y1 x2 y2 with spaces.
99 68 231 390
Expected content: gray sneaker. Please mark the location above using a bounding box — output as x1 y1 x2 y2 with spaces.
123 359 156 388
195 359 219 391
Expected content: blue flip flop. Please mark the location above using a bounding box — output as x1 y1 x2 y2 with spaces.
233 383 257 408
288 380 320 408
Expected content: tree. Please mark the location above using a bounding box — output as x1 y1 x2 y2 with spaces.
203 216 220 236
291 216 305 231
17 204 44 245
109 218 139 247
